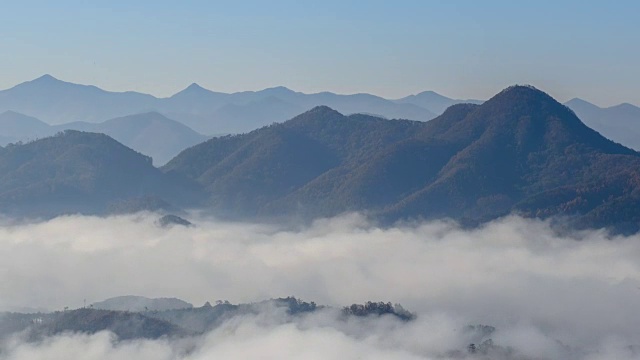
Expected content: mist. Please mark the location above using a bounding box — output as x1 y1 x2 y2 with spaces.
1 213 640 359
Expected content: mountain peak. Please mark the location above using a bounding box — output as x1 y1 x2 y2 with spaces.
485 85 561 109
566 97 591 105
36 74 57 81
307 105 343 116
31 74 62 84
170 82 216 98
262 86 295 95
565 98 602 112
185 83 206 92
496 84 544 96
282 106 344 127
413 90 447 99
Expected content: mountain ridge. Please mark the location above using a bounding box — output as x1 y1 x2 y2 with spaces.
0 130 204 217
0 75 444 134
164 85 640 232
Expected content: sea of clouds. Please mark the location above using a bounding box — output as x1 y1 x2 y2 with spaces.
1 213 639 359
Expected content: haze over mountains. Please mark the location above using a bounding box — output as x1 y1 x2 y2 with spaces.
164 86 640 232
2 84 640 232
0 75 441 135
4 75 640 159
0 111 208 165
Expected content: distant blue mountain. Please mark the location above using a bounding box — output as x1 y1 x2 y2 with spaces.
0 75 444 135
565 98 640 150
394 90 483 114
0 110 207 165
0 75 157 124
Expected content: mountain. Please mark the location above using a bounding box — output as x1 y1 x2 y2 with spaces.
395 90 483 115
174 96 307 135
162 82 231 116
162 107 425 217
164 86 640 232
383 86 639 227
55 112 209 165
0 111 207 165
163 86 437 134
0 75 158 124
0 130 203 217
565 98 640 150
0 111 51 146
3 84 640 231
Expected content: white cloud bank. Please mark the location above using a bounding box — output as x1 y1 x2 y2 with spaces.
1 213 640 359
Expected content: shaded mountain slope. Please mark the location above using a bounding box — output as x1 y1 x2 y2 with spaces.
165 86 640 231
164 107 425 216
386 86 640 226
0 130 203 217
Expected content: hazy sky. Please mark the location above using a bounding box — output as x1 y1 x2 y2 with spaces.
2 0 639 106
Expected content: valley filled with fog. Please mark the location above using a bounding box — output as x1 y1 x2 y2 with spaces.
1 213 639 359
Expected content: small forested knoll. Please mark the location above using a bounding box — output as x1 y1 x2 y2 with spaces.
163 107 425 217
0 130 203 217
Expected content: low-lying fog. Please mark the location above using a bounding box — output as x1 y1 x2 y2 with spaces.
1 213 639 359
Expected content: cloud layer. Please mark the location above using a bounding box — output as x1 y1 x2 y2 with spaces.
1 213 640 359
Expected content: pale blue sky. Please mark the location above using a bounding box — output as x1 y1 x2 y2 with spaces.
2 0 639 106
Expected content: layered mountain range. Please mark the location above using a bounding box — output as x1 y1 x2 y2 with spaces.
0 75 446 134
1 84 639 232
3 75 639 160
0 111 208 165
0 130 203 217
